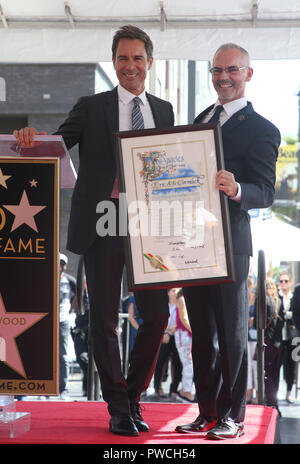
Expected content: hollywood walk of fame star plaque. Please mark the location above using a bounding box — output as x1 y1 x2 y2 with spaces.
0 136 65 396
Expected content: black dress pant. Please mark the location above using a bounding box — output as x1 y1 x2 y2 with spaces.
280 339 297 392
183 254 249 423
84 232 169 416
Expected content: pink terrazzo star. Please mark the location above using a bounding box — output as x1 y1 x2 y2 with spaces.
0 293 47 378
3 190 46 232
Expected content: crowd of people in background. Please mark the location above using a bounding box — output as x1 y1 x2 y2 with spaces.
40 273 198 403
124 287 195 403
39 264 300 412
247 269 300 416
15 252 300 411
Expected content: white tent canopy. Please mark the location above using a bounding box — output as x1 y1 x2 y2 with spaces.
0 0 300 63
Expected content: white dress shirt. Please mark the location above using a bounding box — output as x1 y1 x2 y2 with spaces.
203 96 247 127
111 85 156 198
202 97 247 203
118 84 155 131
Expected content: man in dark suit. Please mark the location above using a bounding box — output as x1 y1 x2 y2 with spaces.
175 43 280 439
13 25 174 437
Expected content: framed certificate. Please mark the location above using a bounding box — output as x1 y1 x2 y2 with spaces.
115 124 235 290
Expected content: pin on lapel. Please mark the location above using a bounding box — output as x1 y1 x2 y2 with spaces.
237 115 245 121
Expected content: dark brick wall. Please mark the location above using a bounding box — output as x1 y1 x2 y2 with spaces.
0 63 98 278
0 63 95 114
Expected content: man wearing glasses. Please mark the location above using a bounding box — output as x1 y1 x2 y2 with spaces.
175 43 281 439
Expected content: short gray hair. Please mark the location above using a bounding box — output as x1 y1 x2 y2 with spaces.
213 43 250 64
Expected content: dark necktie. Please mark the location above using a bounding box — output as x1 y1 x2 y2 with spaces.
111 96 145 199
207 105 224 123
132 97 144 130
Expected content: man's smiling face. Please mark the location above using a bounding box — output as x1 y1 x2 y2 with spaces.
113 38 153 96
211 47 253 104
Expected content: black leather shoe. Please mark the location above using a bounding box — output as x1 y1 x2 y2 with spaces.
130 402 149 432
206 419 244 440
109 415 139 436
175 415 217 433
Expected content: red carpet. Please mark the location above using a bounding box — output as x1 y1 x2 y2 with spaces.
0 401 277 445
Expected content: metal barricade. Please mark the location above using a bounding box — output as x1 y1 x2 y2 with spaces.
87 337 101 401
118 313 131 378
76 255 100 400
256 249 267 405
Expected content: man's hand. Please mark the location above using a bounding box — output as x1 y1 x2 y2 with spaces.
168 325 176 335
216 169 238 197
162 333 170 344
13 127 47 147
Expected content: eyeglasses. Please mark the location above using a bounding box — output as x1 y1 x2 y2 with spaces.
280 279 289 283
209 66 249 76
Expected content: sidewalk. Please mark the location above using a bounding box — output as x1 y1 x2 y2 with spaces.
21 359 300 412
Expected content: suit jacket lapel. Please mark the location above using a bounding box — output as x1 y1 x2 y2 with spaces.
194 105 214 124
104 89 168 132
146 93 164 128
221 102 254 134
104 87 119 148
105 89 158 132
195 102 254 131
